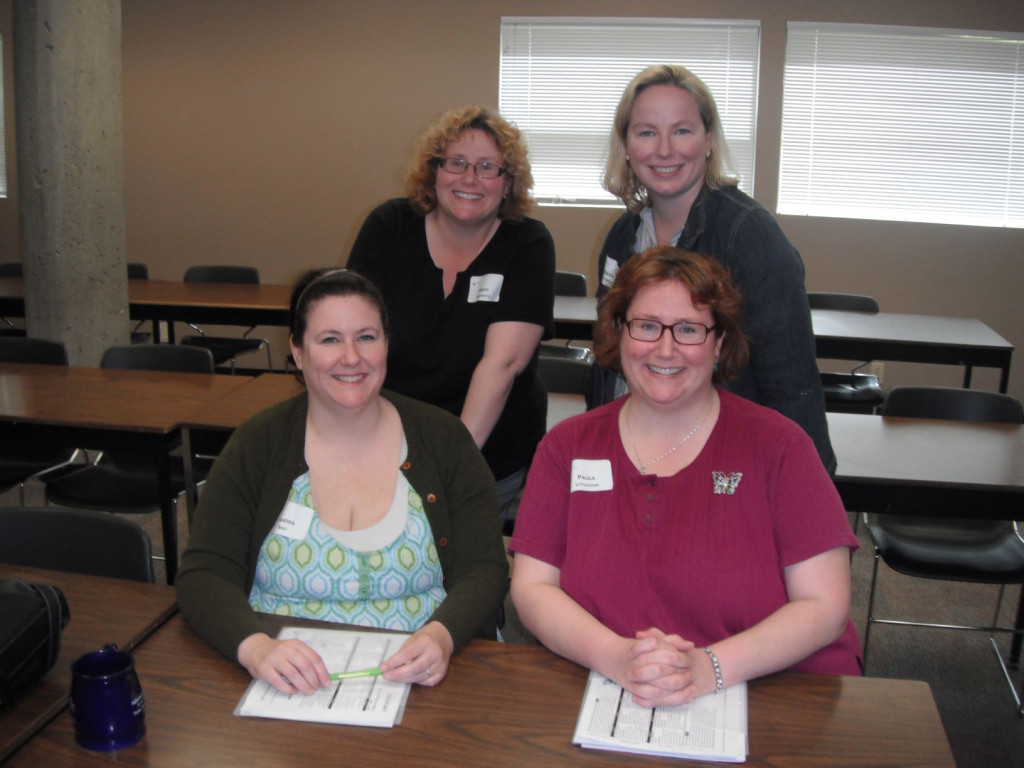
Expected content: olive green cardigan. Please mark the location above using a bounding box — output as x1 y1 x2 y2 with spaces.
176 390 509 661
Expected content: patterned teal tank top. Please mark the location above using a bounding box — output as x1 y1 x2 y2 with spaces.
249 457 446 631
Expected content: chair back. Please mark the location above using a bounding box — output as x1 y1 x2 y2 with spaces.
538 352 594 395
807 292 879 313
0 506 154 582
127 262 149 280
0 337 68 365
184 265 259 284
554 271 587 297
882 386 1023 424
101 344 215 374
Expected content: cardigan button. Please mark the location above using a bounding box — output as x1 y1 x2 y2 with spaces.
438 537 449 547
401 461 412 470
426 493 437 503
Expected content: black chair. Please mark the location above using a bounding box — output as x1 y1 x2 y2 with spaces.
0 506 154 582
0 262 26 337
862 386 1024 714
541 270 591 363
42 345 217 572
179 265 273 373
807 292 884 414
538 349 594 395
0 338 80 503
128 262 152 344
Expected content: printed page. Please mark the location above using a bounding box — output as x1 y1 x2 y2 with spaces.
573 671 747 762
234 626 412 727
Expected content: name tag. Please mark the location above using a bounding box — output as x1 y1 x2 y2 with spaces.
467 273 504 303
272 501 315 540
601 257 619 289
571 459 613 492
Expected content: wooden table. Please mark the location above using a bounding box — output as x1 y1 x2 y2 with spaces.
6 612 954 767
551 296 1014 393
0 565 177 764
813 309 1014 392
829 411 1024 519
0 363 250 582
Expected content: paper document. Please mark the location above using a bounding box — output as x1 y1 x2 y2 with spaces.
234 626 411 728
573 670 747 762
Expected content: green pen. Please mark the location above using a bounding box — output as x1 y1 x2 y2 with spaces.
330 666 383 681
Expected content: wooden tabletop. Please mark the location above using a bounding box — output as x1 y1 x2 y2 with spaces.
0 565 178 763
179 372 304 431
829 411 1024 517
6 613 954 767
0 363 250 432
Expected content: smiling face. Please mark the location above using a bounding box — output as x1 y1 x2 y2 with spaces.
433 128 509 228
290 294 387 413
625 84 711 212
620 279 722 411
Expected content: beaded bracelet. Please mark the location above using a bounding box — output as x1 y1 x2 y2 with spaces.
699 646 723 694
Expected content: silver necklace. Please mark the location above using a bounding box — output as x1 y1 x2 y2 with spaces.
624 396 715 474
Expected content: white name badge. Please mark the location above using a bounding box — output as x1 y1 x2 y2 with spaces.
272 501 315 540
601 257 620 290
571 459 613 492
467 273 504 303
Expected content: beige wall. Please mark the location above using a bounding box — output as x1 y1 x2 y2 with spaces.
1 0 1022 396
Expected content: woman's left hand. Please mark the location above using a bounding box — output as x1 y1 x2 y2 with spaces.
378 621 454 686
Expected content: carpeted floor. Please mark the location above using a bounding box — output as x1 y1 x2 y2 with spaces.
8 481 1023 767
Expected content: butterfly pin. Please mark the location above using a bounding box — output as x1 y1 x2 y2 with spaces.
712 471 742 495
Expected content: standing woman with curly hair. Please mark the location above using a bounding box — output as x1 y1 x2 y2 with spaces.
347 106 555 526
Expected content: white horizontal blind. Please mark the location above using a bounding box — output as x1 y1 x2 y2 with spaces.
500 17 760 207
779 23 1024 228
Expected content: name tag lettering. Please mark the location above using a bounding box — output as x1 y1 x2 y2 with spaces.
467 273 504 303
273 501 315 540
571 459 613 492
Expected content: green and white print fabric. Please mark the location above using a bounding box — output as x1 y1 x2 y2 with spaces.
249 472 445 631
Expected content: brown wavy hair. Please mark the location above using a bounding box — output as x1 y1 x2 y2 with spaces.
594 247 748 384
404 105 535 221
603 65 738 214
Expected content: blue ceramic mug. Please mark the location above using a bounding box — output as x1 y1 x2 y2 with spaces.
69 644 146 750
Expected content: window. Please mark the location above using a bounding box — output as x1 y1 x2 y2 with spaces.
779 23 1024 228
499 17 760 207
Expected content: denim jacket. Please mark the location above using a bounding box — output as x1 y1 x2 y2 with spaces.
597 185 836 474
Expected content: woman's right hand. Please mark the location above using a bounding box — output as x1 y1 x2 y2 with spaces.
237 632 331 695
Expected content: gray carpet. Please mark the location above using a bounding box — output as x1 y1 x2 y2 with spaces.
8 480 1022 767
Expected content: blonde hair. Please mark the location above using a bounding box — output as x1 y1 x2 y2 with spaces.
404 105 535 220
603 65 738 214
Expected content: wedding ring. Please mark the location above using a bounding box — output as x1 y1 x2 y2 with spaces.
425 668 432 677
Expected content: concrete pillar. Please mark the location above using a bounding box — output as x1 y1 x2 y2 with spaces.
13 0 127 365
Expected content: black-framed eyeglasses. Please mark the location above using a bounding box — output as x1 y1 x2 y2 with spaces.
625 318 716 345
436 156 508 179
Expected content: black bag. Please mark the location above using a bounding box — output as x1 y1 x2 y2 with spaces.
0 578 71 708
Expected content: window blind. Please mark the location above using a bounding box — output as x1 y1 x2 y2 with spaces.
500 17 760 207
779 23 1024 228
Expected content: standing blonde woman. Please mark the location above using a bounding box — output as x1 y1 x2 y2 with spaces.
598 65 835 473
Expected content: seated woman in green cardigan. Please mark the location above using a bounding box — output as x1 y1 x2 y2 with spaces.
177 268 508 695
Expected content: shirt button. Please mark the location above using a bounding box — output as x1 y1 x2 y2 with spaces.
645 514 652 522
647 494 654 502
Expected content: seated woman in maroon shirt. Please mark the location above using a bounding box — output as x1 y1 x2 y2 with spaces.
510 247 860 708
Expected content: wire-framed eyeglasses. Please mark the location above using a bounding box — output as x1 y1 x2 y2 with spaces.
436 156 508 179
625 319 717 345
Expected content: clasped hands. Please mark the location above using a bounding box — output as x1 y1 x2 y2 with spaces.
615 627 711 708
237 621 454 696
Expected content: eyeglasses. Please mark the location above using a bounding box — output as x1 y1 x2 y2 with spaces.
625 318 716 345
436 156 508 179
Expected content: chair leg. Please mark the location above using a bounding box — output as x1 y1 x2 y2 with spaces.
1010 586 1024 667
862 550 883 669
